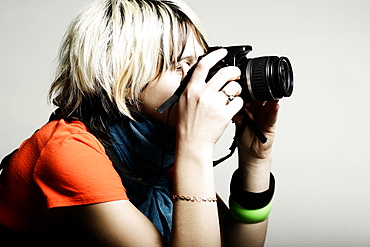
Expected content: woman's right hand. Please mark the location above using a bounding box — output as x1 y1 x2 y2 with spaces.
171 49 244 247
175 48 243 150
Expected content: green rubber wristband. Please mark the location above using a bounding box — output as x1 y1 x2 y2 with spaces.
229 196 272 224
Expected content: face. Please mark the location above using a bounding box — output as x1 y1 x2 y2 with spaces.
140 33 204 126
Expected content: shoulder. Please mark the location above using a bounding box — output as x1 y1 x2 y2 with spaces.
34 120 128 208
40 119 105 151
43 119 106 158
33 119 108 171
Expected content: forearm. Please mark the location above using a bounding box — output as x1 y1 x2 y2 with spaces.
170 142 221 247
224 217 268 247
238 153 272 192
223 151 272 247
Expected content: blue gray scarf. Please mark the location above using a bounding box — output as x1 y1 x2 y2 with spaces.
108 116 175 242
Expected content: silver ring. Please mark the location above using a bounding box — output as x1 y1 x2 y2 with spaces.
227 95 235 101
222 90 235 105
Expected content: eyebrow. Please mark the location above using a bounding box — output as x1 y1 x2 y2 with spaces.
178 55 197 63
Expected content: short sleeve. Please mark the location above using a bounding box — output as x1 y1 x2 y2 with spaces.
34 125 128 209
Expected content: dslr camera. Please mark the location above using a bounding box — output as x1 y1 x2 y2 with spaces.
207 45 293 102
156 45 293 116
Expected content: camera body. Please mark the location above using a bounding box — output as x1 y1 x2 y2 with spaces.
207 45 293 102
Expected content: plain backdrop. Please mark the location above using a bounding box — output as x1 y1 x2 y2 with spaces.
1 0 370 246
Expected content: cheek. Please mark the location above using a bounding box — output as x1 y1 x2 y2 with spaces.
139 76 181 124
141 84 175 111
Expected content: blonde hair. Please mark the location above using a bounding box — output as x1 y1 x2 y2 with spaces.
49 0 207 124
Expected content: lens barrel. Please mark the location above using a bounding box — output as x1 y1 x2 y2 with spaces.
239 56 293 102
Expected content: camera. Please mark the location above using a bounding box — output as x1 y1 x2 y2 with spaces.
207 45 293 102
156 45 293 115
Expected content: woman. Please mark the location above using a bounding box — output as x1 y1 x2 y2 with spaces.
0 0 279 246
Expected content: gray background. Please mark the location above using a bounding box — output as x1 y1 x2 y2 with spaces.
1 0 369 246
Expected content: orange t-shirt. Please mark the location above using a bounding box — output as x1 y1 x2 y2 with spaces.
0 119 128 233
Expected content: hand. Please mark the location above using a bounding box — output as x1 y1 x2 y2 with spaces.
176 49 243 149
234 100 280 163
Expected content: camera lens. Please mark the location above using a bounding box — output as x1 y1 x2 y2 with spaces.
277 57 293 97
240 56 293 102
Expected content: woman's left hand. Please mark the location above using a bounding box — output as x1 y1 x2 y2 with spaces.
234 100 280 164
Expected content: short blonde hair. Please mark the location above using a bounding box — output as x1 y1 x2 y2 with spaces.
49 0 207 123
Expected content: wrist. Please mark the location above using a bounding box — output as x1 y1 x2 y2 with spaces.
238 155 271 192
173 163 216 198
238 147 273 165
174 141 216 196
240 156 272 169
175 139 214 168
228 169 275 224
176 133 215 154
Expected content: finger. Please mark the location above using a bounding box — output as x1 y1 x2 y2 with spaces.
207 66 241 92
232 110 244 134
232 111 243 124
264 100 279 114
220 80 242 97
224 96 243 119
189 48 228 85
244 101 263 114
266 101 280 128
